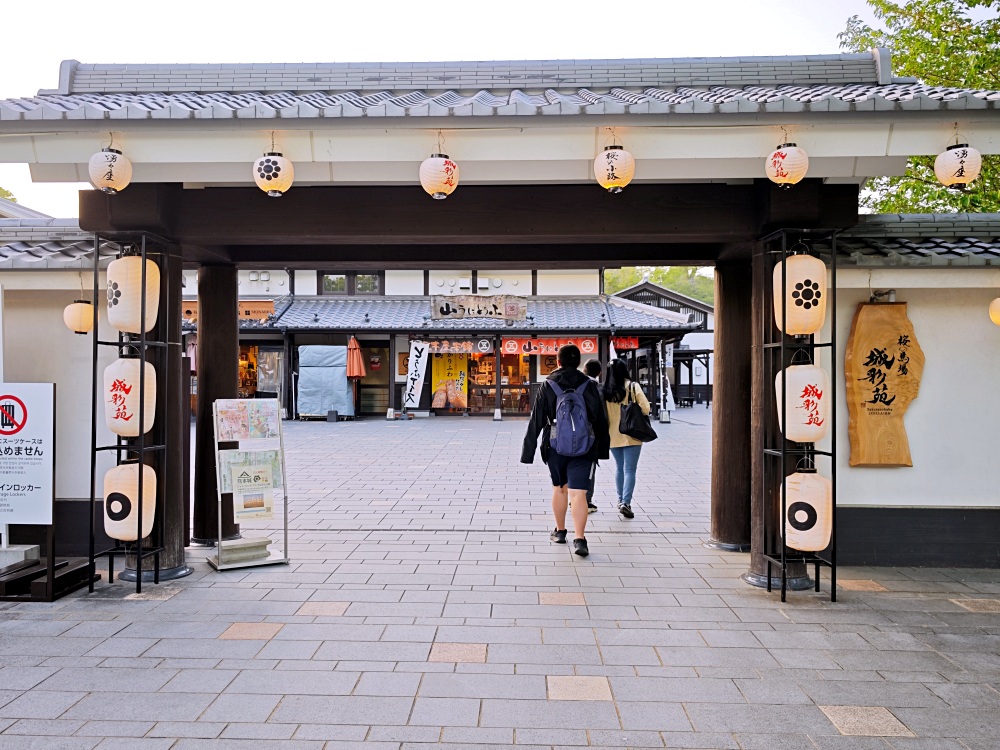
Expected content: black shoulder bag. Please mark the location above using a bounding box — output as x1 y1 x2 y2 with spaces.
619 382 658 443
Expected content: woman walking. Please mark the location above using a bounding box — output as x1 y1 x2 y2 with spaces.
603 359 650 519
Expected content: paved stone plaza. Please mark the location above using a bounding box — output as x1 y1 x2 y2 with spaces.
1 409 999 749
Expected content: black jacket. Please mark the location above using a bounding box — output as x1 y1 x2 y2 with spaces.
521 367 610 464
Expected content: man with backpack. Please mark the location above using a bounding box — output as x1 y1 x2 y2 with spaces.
521 345 610 557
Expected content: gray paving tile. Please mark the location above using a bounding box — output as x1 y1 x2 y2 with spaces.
271 695 414 725
480 699 620 728
0 691 86 720
62 693 215 722
224 669 358 695
409 696 480 726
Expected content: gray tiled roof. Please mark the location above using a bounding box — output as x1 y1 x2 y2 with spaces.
0 197 52 220
4 82 995 121
0 218 118 268
274 295 693 333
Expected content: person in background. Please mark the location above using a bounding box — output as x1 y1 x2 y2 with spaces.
583 359 603 514
521 345 610 557
603 358 650 519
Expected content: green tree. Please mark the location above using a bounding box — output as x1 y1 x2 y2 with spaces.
604 266 715 305
0 186 14 202
839 0 1000 212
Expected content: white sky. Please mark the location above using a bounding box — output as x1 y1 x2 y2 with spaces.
1 0 880 218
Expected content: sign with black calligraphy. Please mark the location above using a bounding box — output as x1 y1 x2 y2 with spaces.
402 341 430 409
0 383 55 525
844 303 925 467
431 295 527 321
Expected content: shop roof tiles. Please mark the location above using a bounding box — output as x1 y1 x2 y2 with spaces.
1 53 995 122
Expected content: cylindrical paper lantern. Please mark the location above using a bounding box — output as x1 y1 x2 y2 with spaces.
773 253 827 335
88 148 133 194
106 256 160 334
104 357 156 436
419 154 460 199
934 144 982 188
782 471 832 551
103 463 156 542
63 300 94 335
765 143 809 186
253 152 295 197
593 145 635 193
990 298 1000 326
775 365 830 443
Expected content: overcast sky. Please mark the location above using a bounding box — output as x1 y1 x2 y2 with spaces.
1 0 880 217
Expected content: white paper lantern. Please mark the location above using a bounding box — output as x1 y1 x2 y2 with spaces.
253 152 294 197
104 357 156 437
765 143 809 187
775 365 830 443
103 463 156 542
106 256 160 334
773 254 827 335
63 300 94 335
934 143 982 188
419 154 460 199
782 471 832 551
593 145 635 193
88 148 133 194
990 298 1000 326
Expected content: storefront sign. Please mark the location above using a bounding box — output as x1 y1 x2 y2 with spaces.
502 337 598 356
845 303 925 467
183 300 276 324
231 462 274 521
432 295 527 321
425 337 494 354
403 341 430 409
612 336 639 350
0 383 55 525
431 352 469 409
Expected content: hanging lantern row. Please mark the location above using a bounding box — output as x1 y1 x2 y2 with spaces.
103 463 156 542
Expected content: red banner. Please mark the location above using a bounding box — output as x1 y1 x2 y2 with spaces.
501 337 598 356
611 336 639 351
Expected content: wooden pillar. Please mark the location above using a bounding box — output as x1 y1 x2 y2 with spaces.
744 243 809 588
707 261 752 551
192 265 239 543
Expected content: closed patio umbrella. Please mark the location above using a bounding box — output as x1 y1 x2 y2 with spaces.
346 336 366 413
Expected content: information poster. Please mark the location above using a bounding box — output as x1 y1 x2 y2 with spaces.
0 383 55 525
216 399 280 441
231 463 274 520
430 352 468 409
218 449 283 494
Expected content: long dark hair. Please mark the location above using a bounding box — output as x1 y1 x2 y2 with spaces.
602 359 631 403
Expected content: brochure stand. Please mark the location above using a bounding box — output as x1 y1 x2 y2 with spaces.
207 398 290 571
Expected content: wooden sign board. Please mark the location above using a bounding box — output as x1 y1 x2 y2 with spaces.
844 303 924 467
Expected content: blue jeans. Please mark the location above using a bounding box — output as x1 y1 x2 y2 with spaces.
610 444 642 506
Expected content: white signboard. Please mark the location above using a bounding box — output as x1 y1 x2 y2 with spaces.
0 383 55 525
231 463 274 521
403 340 430 409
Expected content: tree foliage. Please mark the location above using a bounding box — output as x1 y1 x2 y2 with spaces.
0 186 14 202
604 266 714 305
839 0 1000 212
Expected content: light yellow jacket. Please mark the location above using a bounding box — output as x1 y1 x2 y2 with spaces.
606 380 651 448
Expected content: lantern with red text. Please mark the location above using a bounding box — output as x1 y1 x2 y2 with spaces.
419 154 460 199
88 148 133 194
765 143 808 187
594 145 635 193
773 253 827 335
781 471 832 551
104 357 156 437
103 463 156 542
63 300 94 335
106 256 160 334
775 365 829 443
934 144 982 189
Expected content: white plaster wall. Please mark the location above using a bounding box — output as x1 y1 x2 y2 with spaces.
182 269 290 297
2 290 116 501
817 278 1000 509
428 271 471 296
385 270 423 296
477 271 532 294
536 270 600 295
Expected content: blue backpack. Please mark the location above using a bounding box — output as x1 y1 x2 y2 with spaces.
547 379 595 457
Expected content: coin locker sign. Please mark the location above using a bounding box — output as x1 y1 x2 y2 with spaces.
0 383 55 525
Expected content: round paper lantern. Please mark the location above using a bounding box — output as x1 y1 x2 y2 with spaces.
781 471 832 552
419 154 460 199
990 298 1000 326
104 357 156 437
593 145 635 193
63 300 94 335
103 463 156 542
106 256 160 334
934 144 982 188
88 148 133 194
775 364 830 443
253 152 294 197
773 254 827 335
765 143 809 187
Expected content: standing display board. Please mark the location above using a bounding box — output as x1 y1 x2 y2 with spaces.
208 398 290 570
0 383 55 528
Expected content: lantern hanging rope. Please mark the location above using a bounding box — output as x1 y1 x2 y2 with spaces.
88 132 133 195
419 131 460 199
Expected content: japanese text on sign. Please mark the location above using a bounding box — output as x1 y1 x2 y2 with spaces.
431 295 527 321
0 384 55 525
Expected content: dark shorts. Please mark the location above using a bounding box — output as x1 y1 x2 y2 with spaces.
548 452 595 490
